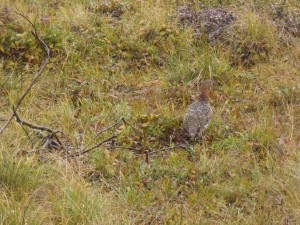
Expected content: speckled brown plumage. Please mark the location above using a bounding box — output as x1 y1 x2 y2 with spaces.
183 80 214 140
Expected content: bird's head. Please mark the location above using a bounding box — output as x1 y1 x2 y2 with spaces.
199 80 214 100
201 80 214 90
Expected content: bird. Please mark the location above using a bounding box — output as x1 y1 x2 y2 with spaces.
183 80 214 141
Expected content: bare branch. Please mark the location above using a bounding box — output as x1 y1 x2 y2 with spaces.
13 108 57 133
108 144 188 164
83 117 124 150
121 117 140 134
68 135 118 158
83 117 140 151
19 122 34 148
0 13 50 136
13 108 67 152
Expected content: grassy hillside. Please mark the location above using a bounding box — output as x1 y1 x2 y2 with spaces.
1 0 300 224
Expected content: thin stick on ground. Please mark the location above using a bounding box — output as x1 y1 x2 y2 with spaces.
83 117 125 151
83 117 139 151
0 13 50 136
13 108 57 134
13 108 66 150
68 135 118 158
121 117 140 134
66 117 133 158
109 144 188 164
19 122 34 148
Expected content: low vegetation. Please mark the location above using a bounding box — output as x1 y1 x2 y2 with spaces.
1 0 300 224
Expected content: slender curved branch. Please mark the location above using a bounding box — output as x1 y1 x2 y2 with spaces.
13 107 56 133
83 117 124 151
13 108 67 152
67 135 118 158
0 13 50 136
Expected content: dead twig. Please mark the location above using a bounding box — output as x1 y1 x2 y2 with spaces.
109 144 188 164
0 13 50 136
67 117 136 160
19 122 34 148
13 108 66 151
121 117 140 134
83 117 139 151
68 135 118 158
13 108 57 133
83 117 124 151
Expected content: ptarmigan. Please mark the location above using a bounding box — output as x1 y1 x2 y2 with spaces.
183 80 214 141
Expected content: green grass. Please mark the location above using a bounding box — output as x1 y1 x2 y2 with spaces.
1 0 300 224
